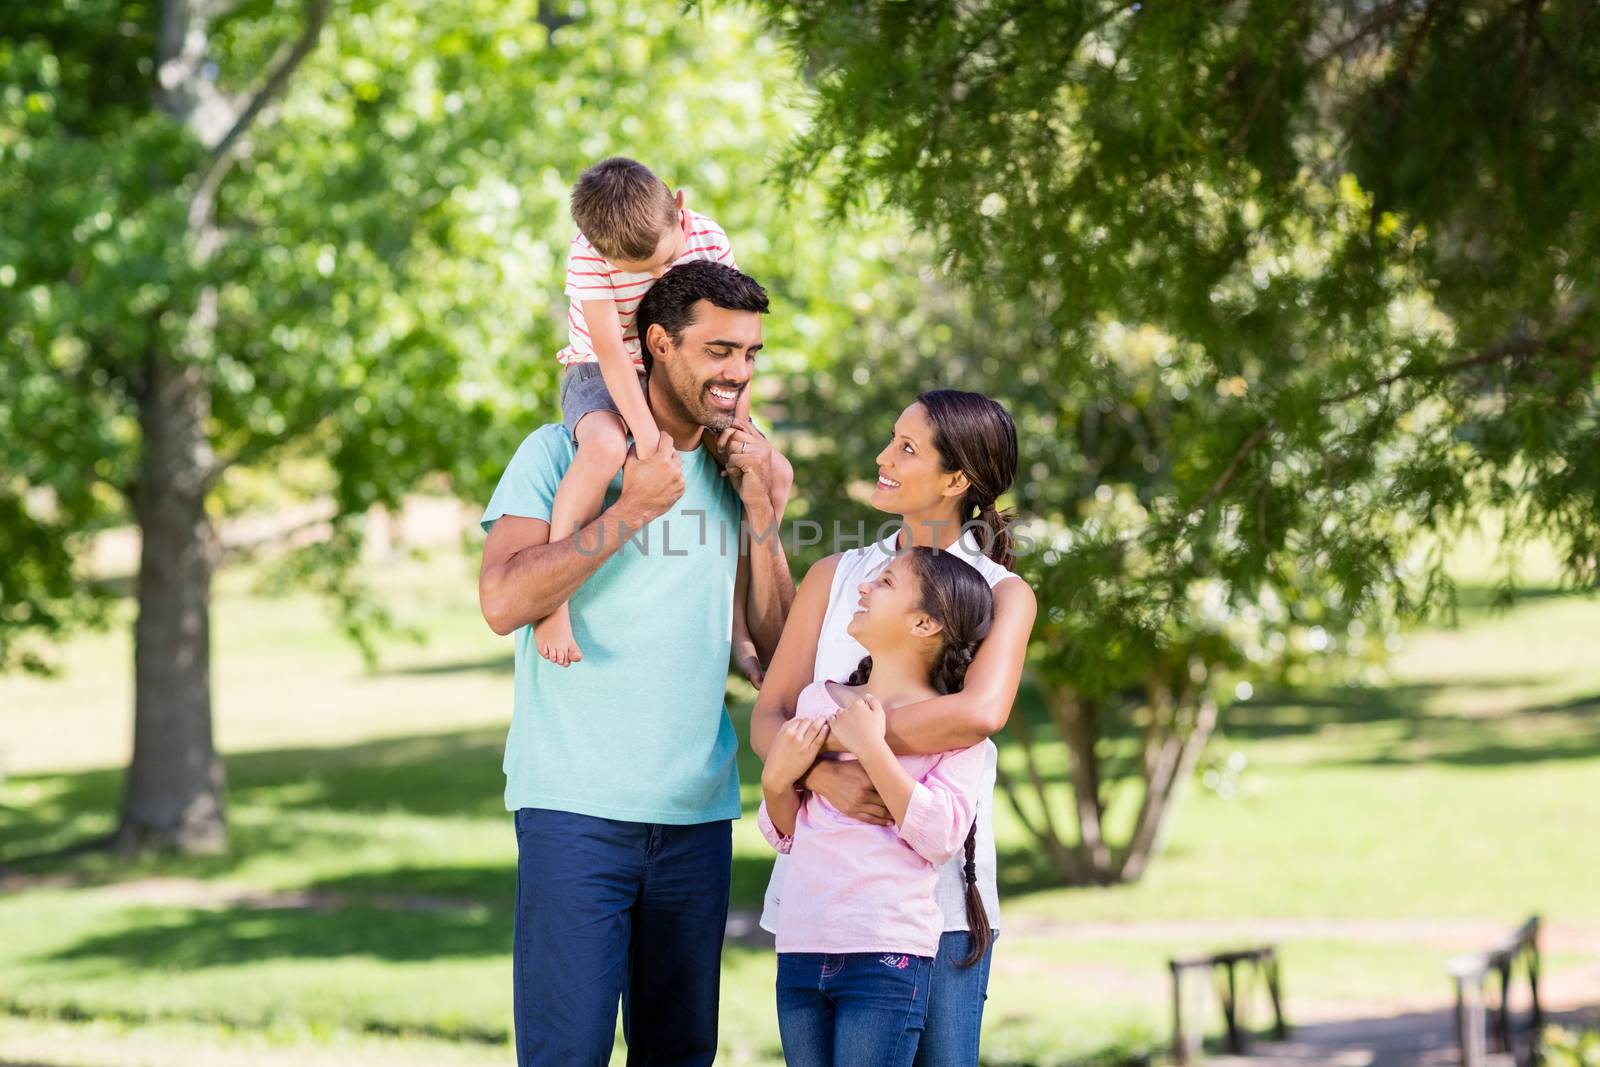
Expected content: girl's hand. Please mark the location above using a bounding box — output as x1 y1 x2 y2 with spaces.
828 694 887 756
761 717 829 790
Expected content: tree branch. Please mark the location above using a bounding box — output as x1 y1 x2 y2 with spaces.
1305 0 1415 67
1200 419 1276 510
190 0 332 227
1197 311 1592 513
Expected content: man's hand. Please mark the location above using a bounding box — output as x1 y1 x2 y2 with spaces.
829 693 887 757
733 642 765 689
804 759 892 826
620 431 685 523
713 421 775 517
762 718 829 792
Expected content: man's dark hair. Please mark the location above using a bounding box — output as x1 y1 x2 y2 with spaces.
635 260 769 377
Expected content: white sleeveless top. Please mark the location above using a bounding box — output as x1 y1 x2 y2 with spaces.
759 529 1018 936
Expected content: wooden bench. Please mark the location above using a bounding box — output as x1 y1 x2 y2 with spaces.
1169 945 1288 1063
1449 916 1542 1067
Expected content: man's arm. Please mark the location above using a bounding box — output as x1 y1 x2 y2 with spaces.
868 578 1038 755
720 424 795 662
479 434 684 635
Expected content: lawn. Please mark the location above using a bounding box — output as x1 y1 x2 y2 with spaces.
2 542 1598 1066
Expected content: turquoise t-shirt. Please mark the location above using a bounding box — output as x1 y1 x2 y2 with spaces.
480 425 743 824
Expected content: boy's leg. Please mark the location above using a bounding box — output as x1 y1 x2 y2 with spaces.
534 410 629 666
775 953 836 1067
830 953 933 1067
512 808 645 1067
912 930 997 1067
620 819 732 1067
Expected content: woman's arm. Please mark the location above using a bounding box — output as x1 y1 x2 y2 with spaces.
749 554 838 760
877 577 1037 756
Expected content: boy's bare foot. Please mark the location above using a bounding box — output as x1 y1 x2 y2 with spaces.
534 604 584 667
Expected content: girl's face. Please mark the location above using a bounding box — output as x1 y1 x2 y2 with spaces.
869 403 968 517
846 555 939 650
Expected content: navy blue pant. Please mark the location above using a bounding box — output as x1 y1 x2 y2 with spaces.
914 929 998 1067
512 808 732 1067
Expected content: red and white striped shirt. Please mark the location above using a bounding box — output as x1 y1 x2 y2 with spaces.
558 209 737 368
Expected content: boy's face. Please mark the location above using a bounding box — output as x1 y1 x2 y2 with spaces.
612 191 688 277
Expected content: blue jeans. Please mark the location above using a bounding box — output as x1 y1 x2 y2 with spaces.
914 929 998 1067
776 951 934 1067
512 808 732 1067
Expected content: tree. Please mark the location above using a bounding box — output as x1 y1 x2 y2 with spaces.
0 0 851 851
762 0 1600 883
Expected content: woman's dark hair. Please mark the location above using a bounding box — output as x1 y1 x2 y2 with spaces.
843 546 995 966
917 389 1019 571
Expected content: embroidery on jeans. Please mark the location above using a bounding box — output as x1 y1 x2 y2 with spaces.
879 954 910 969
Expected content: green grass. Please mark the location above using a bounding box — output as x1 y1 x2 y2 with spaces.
2 547 1599 1066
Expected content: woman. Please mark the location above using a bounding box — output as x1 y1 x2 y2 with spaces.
751 389 1037 1066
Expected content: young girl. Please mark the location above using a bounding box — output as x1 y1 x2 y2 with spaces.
759 546 996 1067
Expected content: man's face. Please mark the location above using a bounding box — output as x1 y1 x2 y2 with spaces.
652 301 763 432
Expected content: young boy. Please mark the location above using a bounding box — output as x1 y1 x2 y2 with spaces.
538 157 792 676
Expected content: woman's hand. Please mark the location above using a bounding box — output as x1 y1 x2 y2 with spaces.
828 694 887 757
803 760 892 826
761 717 829 791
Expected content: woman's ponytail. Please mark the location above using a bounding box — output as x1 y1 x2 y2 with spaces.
975 499 1016 571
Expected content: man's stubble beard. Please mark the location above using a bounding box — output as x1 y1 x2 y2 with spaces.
659 350 737 433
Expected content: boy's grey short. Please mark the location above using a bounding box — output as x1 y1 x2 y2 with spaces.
559 361 646 442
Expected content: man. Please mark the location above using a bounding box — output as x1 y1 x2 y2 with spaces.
478 260 795 1067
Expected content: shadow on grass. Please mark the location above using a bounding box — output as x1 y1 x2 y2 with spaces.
46 901 509 968
0 727 509 878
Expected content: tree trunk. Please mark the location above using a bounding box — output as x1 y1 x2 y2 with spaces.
118 344 225 853
1116 691 1219 884
115 0 328 854
1053 691 1114 878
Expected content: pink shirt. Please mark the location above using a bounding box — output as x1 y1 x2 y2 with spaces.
757 680 992 958
558 208 736 368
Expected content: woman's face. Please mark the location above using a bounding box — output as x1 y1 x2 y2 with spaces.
845 555 935 649
869 403 965 516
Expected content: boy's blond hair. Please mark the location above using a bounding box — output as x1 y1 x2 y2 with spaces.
570 157 678 263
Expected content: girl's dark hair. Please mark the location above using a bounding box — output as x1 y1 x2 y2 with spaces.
843 546 995 966
917 389 1019 571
